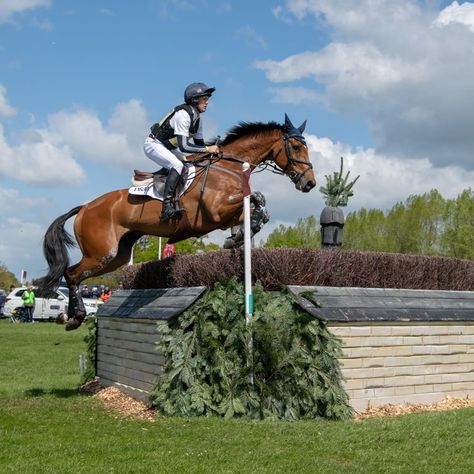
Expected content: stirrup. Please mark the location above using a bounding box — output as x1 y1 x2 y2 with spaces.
161 200 182 221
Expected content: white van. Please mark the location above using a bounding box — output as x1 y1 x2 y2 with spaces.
3 287 100 321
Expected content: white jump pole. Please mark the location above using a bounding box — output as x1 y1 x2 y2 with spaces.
242 162 254 384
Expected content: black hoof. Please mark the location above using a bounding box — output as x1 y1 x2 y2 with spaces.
65 318 82 331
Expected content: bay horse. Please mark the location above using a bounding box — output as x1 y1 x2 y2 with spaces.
36 114 316 330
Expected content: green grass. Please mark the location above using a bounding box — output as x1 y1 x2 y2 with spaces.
1 319 474 473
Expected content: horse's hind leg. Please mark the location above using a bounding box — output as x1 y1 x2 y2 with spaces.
64 231 141 331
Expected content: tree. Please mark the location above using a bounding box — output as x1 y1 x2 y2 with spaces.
441 188 474 260
0 263 20 290
133 235 220 263
264 216 320 248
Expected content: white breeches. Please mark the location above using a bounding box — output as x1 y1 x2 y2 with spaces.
143 137 184 174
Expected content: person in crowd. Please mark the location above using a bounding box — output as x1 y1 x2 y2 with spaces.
162 243 176 259
81 285 91 298
22 284 35 323
144 82 220 220
100 287 112 303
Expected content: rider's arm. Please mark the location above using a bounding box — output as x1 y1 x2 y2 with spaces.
176 135 208 154
172 110 208 153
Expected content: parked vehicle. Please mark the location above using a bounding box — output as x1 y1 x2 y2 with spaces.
0 289 6 316
3 287 101 322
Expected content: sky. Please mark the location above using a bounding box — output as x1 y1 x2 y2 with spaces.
1 0 474 281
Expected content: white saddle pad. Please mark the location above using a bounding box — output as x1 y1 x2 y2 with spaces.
128 165 196 201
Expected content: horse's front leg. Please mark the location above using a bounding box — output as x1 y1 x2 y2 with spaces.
223 191 270 249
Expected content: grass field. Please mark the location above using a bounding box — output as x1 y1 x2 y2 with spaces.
1 319 474 473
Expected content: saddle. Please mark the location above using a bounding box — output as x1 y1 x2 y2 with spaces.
129 164 194 200
132 167 168 185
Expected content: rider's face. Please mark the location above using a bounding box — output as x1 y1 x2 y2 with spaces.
196 95 210 113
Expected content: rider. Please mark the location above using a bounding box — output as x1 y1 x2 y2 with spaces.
144 82 220 220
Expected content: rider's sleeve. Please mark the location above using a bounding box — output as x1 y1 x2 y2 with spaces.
176 135 207 153
171 110 207 153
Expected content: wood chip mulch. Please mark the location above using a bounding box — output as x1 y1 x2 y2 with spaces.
355 396 474 421
81 379 474 422
80 379 156 422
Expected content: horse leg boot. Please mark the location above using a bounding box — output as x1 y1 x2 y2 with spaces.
161 168 184 220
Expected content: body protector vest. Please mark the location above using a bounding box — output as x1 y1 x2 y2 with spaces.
150 104 200 150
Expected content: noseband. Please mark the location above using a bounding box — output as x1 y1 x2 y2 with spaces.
281 134 313 186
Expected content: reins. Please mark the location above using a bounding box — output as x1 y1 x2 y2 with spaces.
186 130 313 192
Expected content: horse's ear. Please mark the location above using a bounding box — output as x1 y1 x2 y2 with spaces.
298 120 307 134
284 113 294 130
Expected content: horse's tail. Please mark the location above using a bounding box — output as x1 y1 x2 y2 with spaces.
36 206 83 296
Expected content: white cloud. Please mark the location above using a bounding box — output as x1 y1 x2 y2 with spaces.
0 124 85 184
0 186 50 277
255 1 474 169
249 132 474 231
0 99 151 185
0 0 51 23
0 84 16 117
434 1 474 32
44 99 149 168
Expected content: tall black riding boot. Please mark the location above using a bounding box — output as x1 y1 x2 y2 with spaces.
161 168 184 220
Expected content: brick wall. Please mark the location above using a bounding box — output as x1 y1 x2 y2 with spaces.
330 323 474 412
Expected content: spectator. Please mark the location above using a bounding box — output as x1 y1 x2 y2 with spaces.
162 243 176 259
22 284 35 323
81 285 91 298
100 287 112 303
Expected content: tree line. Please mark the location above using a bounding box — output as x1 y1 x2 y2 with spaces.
263 188 474 260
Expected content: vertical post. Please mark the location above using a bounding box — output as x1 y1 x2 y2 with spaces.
128 245 134 266
243 163 253 322
242 162 254 384
158 237 162 260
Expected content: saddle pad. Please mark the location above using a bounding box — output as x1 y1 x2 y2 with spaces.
128 165 196 201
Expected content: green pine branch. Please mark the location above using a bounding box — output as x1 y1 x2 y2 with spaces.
320 157 359 207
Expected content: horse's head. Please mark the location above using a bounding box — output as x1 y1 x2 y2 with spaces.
273 114 316 193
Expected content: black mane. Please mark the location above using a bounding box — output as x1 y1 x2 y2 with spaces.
219 121 284 146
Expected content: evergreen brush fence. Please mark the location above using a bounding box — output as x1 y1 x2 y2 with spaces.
122 249 474 292
92 279 353 421
151 280 352 421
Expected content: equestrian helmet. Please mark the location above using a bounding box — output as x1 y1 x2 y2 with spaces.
184 82 215 105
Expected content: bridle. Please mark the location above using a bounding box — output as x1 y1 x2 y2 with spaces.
281 133 313 186
191 130 314 188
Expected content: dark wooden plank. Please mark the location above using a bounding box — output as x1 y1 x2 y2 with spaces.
97 366 156 392
98 344 165 366
98 319 159 334
97 352 163 376
96 287 206 320
98 335 159 355
98 327 159 344
97 361 159 388
288 286 474 322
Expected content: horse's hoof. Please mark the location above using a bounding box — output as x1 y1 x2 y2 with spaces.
65 318 82 331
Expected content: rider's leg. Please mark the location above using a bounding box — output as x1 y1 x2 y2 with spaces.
143 138 184 219
161 168 185 220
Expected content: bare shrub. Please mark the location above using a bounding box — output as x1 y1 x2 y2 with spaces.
122 249 474 291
